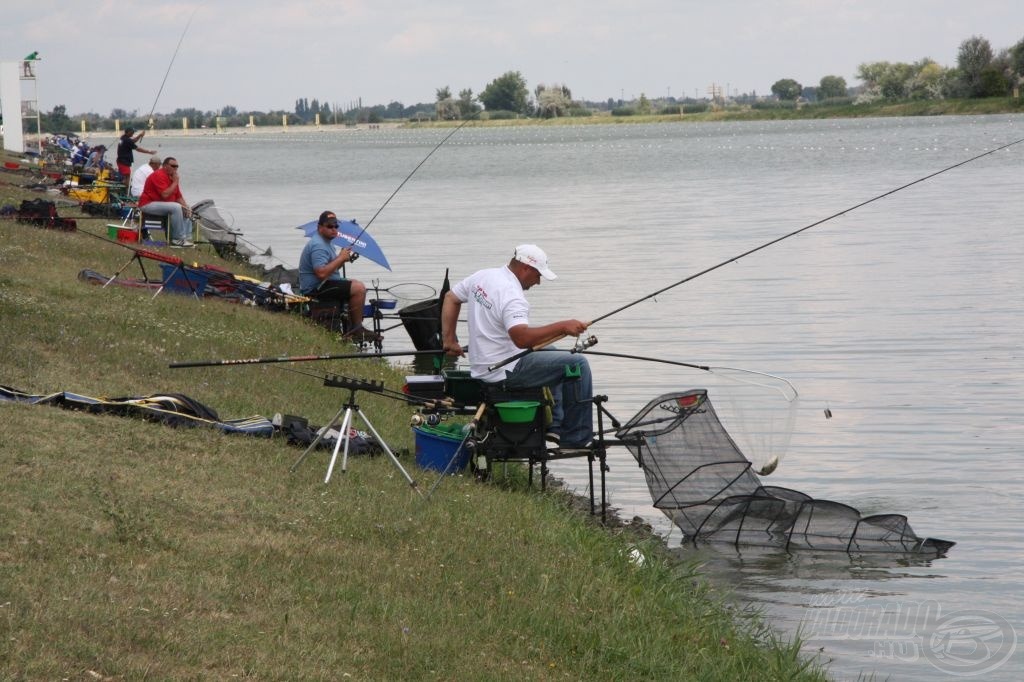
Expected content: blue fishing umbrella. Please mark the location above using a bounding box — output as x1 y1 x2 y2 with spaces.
295 219 391 271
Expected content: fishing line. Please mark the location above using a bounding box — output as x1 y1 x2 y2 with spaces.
348 112 482 246
547 347 798 398
589 136 1024 326
489 136 1024 372
146 6 200 125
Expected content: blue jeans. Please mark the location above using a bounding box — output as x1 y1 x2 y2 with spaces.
502 350 593 446
140 202 189 240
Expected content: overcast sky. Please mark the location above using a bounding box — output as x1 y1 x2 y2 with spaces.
3 1 1023 116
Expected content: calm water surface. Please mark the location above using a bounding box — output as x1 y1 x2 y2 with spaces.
164 116 1022 680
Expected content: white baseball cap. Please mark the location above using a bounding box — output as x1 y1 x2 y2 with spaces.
513 244 557 280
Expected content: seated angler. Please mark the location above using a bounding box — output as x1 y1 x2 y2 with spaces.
138 156 194 248
441 244 594 449
130 155 161 198
298 210 381 343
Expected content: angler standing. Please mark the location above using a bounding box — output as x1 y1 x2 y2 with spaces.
139 157 193 248
442 245 594 449
116 127 156 180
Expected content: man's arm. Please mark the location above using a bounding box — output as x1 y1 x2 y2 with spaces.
441 291 464 356
507 319 588 349
157 175 178 200
133 131 155 154
313 247 354 281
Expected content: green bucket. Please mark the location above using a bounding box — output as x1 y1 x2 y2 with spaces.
494 401 540 423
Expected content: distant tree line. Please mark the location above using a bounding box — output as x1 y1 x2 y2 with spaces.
32 32 1024 133
770 33 1024 104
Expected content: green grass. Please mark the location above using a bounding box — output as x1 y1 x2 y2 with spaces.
0 168 828 680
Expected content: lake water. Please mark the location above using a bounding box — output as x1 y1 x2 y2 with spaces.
162 115 1022 680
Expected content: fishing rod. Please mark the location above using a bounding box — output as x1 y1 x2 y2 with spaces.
169 347 458 369
489 136 1024 372
146 7 199 127
348 111 482 246
77 227 290 302
536 347 798 401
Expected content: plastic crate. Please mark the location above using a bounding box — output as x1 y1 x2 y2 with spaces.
413 425 468 473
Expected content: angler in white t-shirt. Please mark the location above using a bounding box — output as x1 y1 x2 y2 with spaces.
130 155 161 197
441 244 593 449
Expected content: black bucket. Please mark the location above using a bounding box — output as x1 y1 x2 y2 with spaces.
399 299 442 350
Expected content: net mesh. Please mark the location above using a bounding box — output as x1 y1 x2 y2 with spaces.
617 390 954 555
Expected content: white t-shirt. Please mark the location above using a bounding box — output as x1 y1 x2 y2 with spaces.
130 164 154 197
451 265 529 382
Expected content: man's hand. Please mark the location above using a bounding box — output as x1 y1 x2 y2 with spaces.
562 319 589 336
443 340 465 358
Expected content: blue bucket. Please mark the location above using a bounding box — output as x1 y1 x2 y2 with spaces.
413 426 468 474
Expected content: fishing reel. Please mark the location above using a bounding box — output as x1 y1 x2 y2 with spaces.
573 334 598 353
410 412 442 427
410 397 456 427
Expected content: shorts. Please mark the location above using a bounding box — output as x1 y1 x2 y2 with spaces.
304 279 352 303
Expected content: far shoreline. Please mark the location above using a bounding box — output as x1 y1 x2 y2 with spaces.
9 95 1023 147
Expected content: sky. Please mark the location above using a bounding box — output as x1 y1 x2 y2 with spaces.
3 0 1023 116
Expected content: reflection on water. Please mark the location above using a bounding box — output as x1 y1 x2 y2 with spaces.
674 543 951 592
171 115 1023 680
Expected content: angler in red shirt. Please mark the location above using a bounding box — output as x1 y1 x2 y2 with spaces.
139 156 193 247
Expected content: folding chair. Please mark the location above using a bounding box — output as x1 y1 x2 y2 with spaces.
140 212 170 243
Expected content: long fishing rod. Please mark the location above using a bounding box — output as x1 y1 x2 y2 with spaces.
169 348 458 369
145 7 199 126
348 112 481 246
490 136 1024 372
536 347 798 401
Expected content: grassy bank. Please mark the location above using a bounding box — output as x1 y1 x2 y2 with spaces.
0 166 827 680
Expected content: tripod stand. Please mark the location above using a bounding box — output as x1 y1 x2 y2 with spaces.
289 376 422 496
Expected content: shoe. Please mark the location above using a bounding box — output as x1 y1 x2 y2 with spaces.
170 239 195 248
545 431 560 445
343 326 383 343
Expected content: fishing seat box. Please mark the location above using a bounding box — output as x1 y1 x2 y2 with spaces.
478 385 550 459
442 369 483 406
404 375 446 401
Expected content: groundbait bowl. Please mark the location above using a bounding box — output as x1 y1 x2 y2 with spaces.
494 401 540 423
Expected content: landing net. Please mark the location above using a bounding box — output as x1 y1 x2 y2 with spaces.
616 390 954 554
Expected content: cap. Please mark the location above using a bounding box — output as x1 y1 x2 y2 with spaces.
514 244 557 280
149 155 161 165
318 210 339 226
126 127 135 134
